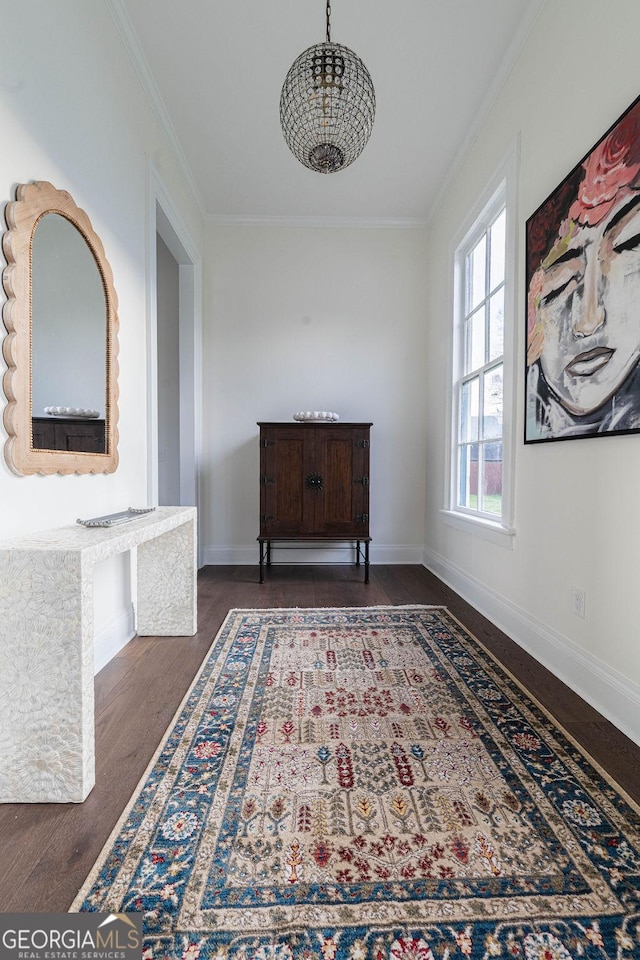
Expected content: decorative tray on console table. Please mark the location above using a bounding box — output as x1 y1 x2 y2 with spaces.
76 507 156 528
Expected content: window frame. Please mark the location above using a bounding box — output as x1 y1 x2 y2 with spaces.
442 147 518 547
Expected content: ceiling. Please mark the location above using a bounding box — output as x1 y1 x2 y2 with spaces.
111 0 544 225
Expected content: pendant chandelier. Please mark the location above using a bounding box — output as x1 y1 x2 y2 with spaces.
279 1 376 174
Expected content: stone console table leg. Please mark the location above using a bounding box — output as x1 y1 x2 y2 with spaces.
0 551 94 803
136 517 197 636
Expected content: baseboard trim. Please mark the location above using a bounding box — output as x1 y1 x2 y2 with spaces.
94 603 136 675
202 544 424 566
423 545 640 748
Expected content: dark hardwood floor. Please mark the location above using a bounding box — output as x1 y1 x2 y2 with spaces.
1 563 639 912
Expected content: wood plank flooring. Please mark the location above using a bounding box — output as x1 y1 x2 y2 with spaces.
1 564 639 912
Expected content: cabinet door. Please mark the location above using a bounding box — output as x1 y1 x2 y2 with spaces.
313 425 370 536
31 418 56 450
260 426 314 536
55 421 106 453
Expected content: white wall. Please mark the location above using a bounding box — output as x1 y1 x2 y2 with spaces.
424 0 640 744
203 224 429 566
0 0 203 665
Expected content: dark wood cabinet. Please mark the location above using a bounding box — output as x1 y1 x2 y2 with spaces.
258 421 371 581
32 417 106 453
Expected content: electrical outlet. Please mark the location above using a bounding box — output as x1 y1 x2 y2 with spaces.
572 587 586 618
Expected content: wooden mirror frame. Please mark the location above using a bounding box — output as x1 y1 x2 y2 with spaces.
2 181 119 475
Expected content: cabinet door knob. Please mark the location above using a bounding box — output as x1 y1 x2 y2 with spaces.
305 473 324 491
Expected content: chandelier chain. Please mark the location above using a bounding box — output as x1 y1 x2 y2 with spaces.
326 0 331 42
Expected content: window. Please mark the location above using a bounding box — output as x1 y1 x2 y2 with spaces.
458 203 505 518
446 160 516 543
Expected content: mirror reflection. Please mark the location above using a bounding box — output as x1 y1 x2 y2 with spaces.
31 214 107 453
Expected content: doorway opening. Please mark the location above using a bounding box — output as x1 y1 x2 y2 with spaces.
147 183 202 562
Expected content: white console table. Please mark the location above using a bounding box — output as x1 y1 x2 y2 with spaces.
0 506 197 803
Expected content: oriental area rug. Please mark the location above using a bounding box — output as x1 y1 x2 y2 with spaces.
72 606 640 960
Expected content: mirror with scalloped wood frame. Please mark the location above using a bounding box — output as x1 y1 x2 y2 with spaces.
2 181 119 475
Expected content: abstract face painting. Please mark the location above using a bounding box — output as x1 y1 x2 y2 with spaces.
526 96 640 442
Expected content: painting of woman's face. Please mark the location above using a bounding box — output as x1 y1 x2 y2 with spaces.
536 194 640 416
526 95 640 442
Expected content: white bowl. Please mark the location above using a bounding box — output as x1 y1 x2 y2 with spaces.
293 411 339 422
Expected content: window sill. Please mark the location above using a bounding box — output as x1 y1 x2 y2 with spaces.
440 509 515 548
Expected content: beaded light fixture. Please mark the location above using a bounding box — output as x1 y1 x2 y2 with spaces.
280 1 375 174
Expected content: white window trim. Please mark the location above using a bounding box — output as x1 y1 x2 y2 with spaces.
441 139 519 548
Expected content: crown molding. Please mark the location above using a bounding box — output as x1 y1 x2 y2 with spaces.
104 0 207 219
425 0 546 224
105 0 543 229
206 214 428 230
